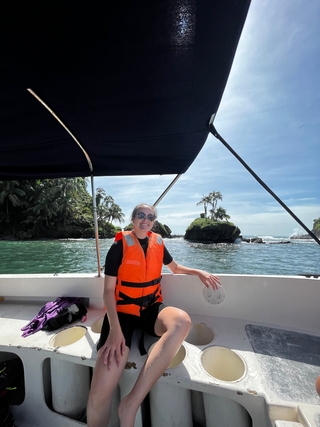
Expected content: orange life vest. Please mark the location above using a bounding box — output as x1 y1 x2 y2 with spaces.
114 231 164 317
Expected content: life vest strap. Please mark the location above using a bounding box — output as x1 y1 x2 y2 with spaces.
120 276 162 288
117 286 161 308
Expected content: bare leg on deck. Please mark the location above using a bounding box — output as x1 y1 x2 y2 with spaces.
87 346 130 427
118 307 191 427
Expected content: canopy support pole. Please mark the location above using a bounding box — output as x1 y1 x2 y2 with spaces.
153 174 182 208
209 121 320 245
90 175 102 276
27 89 103 273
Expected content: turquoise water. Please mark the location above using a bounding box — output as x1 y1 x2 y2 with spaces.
0 236 319 276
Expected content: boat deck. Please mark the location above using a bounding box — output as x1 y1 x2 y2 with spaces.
1 273 320 427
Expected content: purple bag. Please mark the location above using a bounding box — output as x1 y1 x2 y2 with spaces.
21 297 82 337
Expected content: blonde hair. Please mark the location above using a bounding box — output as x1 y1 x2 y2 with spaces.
131 203 157 221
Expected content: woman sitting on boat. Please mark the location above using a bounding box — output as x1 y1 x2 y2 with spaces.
87 203 221 427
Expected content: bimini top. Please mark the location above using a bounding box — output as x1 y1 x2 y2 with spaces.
0 0 250 180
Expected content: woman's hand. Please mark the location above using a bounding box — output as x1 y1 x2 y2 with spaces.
197 270 221 290
98 327 126 370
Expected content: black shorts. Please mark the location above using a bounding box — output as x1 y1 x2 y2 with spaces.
97 302 167 352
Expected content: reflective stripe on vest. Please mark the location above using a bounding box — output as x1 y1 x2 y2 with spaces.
123 233 135 247
114 231 164 316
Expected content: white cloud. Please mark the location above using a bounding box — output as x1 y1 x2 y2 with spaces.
230 204 320 237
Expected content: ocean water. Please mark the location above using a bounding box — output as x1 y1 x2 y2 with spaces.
0 236 319 276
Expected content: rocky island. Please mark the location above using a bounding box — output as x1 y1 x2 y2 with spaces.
124 220 173 238
184 218 241 243
241 237 290 244
183 191 241 243
290 218 320 240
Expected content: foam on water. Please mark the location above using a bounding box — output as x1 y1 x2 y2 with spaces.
256 235 285 242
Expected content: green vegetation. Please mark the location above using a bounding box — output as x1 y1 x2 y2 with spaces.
313 218 320 234
95 188 125 225
185 191 239 242
0 179 123 239
197 191 230 221
188 217 235 229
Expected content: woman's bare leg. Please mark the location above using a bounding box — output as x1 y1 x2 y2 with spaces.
87 346 130 427
118 307 191 427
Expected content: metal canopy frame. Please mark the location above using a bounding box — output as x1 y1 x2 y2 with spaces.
28 89 102 275
209 119 320 246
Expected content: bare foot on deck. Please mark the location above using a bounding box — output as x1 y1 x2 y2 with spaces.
118 395 137 427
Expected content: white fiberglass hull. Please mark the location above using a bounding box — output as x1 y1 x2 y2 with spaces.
1 273 320 427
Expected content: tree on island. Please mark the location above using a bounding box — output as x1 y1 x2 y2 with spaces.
196 194 212 218
197 191 229 221
0 180 26 218
96 189 112 223
107 203 125 225
95 188 125 226
210 206 230 222
313 218 320 235
185 191 239 242
26 178 89 229
0 179 124 239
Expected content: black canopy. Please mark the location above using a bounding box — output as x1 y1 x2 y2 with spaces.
0 0 250 180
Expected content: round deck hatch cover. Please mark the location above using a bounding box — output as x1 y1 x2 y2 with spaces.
202 285 225 305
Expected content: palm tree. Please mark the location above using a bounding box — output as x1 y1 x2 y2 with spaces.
95 192 115 224
27 178 81 228
103 195 114 209
30 187 59 228
101 195 115 221
56 178 89 226
95 187 106 210
0 180 26 219
211 207 230 222
196 195 212 218
107 203 125 225
209 191 223 212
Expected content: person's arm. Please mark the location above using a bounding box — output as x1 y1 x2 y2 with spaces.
166 259 221 290
98 275 126 369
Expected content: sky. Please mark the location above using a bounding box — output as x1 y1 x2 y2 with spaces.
91 0 320 237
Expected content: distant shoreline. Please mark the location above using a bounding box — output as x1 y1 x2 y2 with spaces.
0 234 186 242
0 234 317 243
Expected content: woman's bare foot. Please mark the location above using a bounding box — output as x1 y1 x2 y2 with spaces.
118 394 137 427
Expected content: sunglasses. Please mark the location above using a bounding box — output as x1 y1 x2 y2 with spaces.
137 212 155 221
